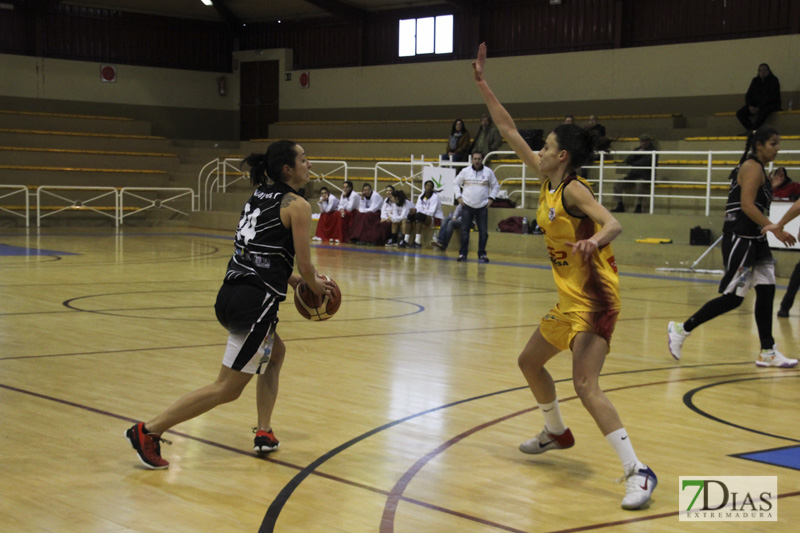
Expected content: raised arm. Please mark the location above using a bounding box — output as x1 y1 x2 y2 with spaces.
473 43 542 180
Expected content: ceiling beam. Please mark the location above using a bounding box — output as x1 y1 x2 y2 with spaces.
444 0 480 10
210 0 240 27
303 0 368 21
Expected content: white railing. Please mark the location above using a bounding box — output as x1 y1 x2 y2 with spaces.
36 186 119 227
27 186 199 226
0 185 30 227
194 150 800 215
198 158 221 211
375 160 435 202
119 187 195 224
485 149 800 215
199 157 436 206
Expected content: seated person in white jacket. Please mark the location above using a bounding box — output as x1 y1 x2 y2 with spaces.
313 186 340 242
385 190 416 247
404 180 444 248
332 180 360 244
349 183 385 244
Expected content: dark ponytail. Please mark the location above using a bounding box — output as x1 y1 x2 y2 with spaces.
553 124 594 170
242 140 298 187
740 126 778 165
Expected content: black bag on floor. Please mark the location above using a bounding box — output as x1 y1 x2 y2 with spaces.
690 226 711 245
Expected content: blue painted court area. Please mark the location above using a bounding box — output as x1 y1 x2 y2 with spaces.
735 445 800 471
0 244 78 256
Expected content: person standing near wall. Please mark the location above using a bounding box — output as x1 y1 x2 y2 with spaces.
454 150 500 263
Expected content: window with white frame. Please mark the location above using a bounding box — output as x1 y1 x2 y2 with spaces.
398 15 453 57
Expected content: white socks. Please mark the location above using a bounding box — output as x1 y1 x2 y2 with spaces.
539 400 567 434
415 234 422 245
605 428 642 473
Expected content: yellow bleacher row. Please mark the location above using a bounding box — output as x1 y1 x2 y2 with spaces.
273 113 681 125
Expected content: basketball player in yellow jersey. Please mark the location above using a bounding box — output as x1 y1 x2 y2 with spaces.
472 42 656 510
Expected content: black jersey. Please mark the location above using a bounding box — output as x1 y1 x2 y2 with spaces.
223 181 297 299
722 155 772 238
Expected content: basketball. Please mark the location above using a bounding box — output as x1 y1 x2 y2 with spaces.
294 276 341 321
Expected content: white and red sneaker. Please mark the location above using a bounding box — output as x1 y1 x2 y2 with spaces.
519 427 575 455
620 465 657 510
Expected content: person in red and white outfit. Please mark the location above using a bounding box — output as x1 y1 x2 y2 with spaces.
348 183 385 245
312 187 339 242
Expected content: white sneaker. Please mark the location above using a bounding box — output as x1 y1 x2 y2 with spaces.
311 236 322 242
667 321 689 360
619 464 657 510
519 427 575 455
756 347 799 368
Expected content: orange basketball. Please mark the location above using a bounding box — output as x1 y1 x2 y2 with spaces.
293 276 341 321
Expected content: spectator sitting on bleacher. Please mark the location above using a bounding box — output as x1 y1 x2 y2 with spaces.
611 134 657 214
442 118 471 162
585 115 605 138
769 167 800 201
313 186 340 242
736 63 781 135
563 115 575 125
385 190 415 248
431 203 462 252
325 180 359 244
404 180 443 248
377 185 395 243
347 183 384 245
471 113 503 165
585 114 613 152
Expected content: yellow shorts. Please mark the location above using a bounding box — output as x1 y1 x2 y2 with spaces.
539 304 619 352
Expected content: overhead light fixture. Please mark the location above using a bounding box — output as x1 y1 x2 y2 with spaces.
201 0 213 6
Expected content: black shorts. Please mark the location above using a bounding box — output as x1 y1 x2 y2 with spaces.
718 233 773 294
215 282 280 333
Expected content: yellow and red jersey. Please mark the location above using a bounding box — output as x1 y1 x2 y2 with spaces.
536 175 620 313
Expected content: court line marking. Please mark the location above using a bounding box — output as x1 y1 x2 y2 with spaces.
2 364 795 532
376 370 800 533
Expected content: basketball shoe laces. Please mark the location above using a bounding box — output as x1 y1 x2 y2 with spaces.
145 433 172 459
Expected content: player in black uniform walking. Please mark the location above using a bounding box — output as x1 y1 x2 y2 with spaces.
125 140 335 469
667 127 798 368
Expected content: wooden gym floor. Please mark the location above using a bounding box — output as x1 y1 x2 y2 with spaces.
0 227 798 532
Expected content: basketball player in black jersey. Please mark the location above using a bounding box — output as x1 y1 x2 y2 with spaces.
126 140 336 469
668 127 798 368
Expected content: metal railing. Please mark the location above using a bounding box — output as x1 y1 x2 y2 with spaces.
194 149 800 215
119 187 195 224
36 186 119 227
484 149 800 215
0 185 30 227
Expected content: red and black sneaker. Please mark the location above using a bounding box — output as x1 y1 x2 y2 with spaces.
253 428 280 454
125 422 170 469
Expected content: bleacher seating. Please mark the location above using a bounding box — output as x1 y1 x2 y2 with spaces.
5 103 800 274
